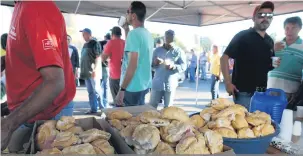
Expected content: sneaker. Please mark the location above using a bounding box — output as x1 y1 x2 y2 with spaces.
85 110 97 114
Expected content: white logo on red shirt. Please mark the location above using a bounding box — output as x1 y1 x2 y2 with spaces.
42 39 55 50
9 26 16 40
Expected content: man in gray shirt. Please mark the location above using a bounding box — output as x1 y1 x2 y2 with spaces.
149 30 187 108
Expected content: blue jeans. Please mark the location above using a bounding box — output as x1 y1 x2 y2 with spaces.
185 67 189 79
200 64 207 79
124 89 149 106
101 78 108 108
234 92 253 110
189 66 196 82
85 78 102 112
210 74 220 99
149 90 176 108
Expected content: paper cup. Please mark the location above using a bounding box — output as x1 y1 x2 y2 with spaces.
279 109 294 141
118 16 126 27
272 57 280 68
292 121 302 136
297 106 303 118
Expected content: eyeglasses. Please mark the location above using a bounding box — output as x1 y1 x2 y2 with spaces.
257 13 274 19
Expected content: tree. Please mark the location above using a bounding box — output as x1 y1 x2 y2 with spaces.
199 37 213 52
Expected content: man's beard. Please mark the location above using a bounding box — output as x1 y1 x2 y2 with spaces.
256 21 270 31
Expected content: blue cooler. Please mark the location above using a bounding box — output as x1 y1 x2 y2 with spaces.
250 88 288 123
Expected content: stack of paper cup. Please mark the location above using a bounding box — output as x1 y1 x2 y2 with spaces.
278 109 293 142
292 121 302 143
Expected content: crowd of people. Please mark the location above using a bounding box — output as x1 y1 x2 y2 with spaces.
0 0 303 152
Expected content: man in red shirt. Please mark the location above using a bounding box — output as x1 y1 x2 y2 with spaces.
102 26 125 102
1 1 76 151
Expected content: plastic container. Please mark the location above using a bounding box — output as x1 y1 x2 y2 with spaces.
250 88 288 123
190 112 280 154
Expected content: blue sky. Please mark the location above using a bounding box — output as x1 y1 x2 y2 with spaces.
1 5 302 52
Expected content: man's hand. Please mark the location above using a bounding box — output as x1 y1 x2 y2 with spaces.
166 64 175 70
91 71 96 78
225 82 238 97
115 90 125 107
274 42 285 52
122 22 130 31
154 57 164 65
1 118 13 151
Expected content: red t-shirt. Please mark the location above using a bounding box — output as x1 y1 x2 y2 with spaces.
104 38 125 79
6 1 76 123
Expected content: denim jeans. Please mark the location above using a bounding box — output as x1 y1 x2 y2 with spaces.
85 78 102 112
210 74 220 99
149 90 176 108
8 101 74 152
124 89 149 106
234 92 253 110
101 78 108 108
200 64 207 79
189 66 196 82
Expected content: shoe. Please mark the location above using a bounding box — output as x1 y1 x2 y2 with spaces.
85 110 97 114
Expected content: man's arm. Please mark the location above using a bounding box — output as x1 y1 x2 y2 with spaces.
74 47 80 69
92 41 102 78
102 41 111 62
4 66 65 131
173 49 187 73
221 54 231 83
120 52 138 89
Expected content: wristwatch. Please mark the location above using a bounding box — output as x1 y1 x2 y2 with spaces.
120 87 126 91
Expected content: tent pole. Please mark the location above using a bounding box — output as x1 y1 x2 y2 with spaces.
146 3 168 21
74 0 82 14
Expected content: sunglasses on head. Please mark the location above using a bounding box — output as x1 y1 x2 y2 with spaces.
257 13 274 19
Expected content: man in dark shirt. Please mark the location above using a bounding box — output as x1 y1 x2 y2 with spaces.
221 1 277 110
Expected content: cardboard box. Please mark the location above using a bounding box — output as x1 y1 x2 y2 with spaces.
100 105 236 155
29 117 108 154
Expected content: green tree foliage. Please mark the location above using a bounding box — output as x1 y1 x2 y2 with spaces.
200 37 213 52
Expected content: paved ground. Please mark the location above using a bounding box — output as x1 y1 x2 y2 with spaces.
73 76 232 117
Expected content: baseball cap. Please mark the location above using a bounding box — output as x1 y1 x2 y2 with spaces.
165 29 175 36
111 26 122 36
253 1 274 17
79 28 92 35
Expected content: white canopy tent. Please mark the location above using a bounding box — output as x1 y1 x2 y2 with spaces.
1 1 303 26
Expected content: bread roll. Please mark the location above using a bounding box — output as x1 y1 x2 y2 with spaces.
232 114 249 130
36 120 58 150
210 98 235 110
160 121 193 143
107 110 132 120
132 124 160 150
213 105 247 120
120 125 137 146
176 131 210 154
161 106 189 122
190 115 205 128
200 107 219 121
141 117 170 127
51 132 80 149
56 116 75 131
79 128 111 143
109 119 124 130
62 143 96 154
121 117 141 126
204 130 223 154
214 127 237 138
153 141 175 154
63 126 84 134
238 127 255 138
253 124 275 137
138 110 161 122
91 139 115 154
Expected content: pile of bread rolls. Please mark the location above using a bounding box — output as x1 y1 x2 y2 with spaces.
36 116 115 155
193 98 275 139
106 107 225 154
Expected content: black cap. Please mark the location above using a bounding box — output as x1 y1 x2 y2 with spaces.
111 26 122 36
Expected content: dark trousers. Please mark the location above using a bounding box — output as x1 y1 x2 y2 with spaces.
109 78 120 101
